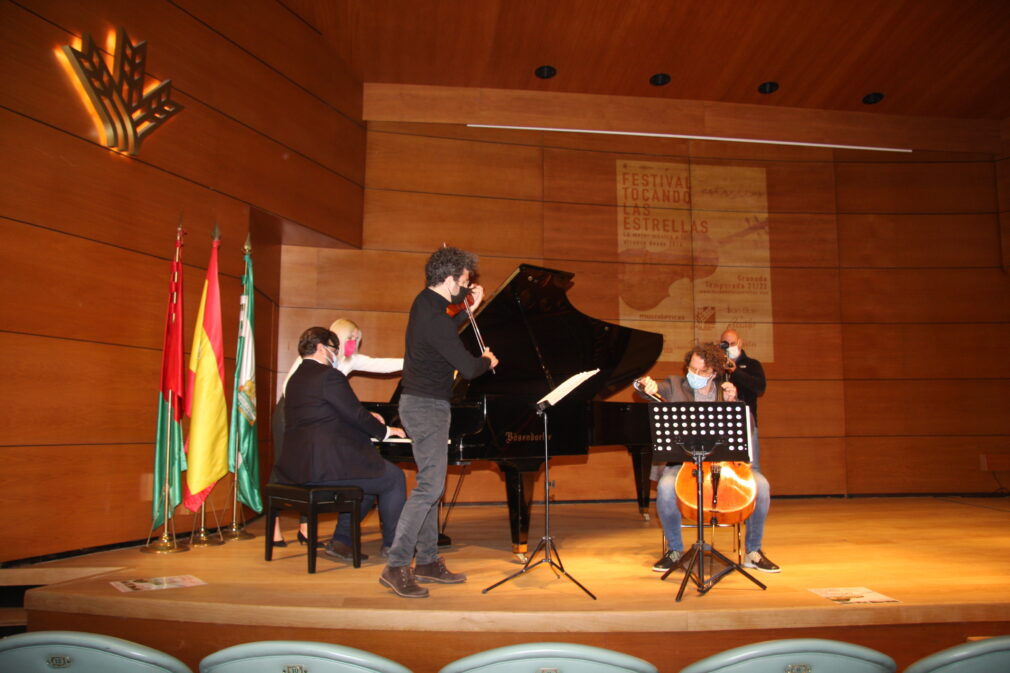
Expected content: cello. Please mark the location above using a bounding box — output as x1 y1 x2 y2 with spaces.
636 373 758 526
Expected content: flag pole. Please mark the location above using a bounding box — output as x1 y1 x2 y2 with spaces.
143 223 189 554
224 234 255 540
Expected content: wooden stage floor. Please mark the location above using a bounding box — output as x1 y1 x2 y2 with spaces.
23 496 1010 672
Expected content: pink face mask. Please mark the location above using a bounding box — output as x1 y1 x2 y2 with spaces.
344 339 357 358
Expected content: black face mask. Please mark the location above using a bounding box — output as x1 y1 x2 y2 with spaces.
450 285 472 304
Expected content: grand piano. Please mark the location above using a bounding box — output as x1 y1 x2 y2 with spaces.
368 264 662 557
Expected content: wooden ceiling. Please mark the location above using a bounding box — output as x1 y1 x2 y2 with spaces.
286 0 1010 121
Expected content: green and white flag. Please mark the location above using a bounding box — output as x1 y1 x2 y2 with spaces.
228 242 262 511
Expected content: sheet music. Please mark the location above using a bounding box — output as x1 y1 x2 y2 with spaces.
537 369 600 408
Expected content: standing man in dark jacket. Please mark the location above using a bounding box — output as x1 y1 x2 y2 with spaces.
275 327 406 561
721 328 766 423
380 247 498 598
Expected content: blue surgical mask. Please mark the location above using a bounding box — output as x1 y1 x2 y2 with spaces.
686 371 712 390
726 345 741 360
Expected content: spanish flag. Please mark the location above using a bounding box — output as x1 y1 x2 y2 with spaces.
183 233 228 511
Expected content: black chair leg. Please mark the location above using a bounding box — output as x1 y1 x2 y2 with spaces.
307 514 319 574
351 501 361 568
264 501 275 562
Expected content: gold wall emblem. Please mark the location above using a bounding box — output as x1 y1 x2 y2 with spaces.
61 28 183 155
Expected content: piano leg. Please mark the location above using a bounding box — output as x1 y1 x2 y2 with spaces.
502 464 536 562
628 445 653 521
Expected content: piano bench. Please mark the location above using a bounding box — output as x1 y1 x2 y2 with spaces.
263 483 364 573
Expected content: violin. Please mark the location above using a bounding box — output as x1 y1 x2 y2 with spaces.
446 291 495 374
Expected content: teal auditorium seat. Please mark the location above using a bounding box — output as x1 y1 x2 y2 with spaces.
903 635 1010 673
0 630 192 673
199 640 412 673
678 638 896 673
437 642 658 673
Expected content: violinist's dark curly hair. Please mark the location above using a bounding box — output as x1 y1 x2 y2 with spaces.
425 246 478 287
683 342 729 375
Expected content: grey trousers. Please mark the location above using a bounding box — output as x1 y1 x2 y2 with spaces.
386 394 449 567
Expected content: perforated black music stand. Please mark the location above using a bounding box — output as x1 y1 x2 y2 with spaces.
482 370 599 600
648 401 766 600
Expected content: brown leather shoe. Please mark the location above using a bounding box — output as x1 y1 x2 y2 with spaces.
379 565 429 598
323 541 368 563
414 557 466 584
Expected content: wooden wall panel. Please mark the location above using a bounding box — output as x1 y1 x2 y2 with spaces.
838 213 1001 268
0 3 364 247
758 381 846 439
840 269 1010 323
366 131 543 200
841 324 1010 380
0 111 248 278
2 443 161 558
1 442 240 562
760 323 843 379
998 157 1010 210
845 437 1010 494
543 202 621 263
844 381 1010 437
770 268 841 323
17 0 364 183
835 161 997 214
767 213 839 268
0 218 240 352
1 333 158 446
760 438 847 495
172 0 363 120
363 190 543 258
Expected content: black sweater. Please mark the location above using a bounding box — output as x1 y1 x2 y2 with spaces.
400 288 491 400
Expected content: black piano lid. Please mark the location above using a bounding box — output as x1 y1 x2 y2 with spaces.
453 264 664 404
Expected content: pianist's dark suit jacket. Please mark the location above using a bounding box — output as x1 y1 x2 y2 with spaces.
273 358 388 484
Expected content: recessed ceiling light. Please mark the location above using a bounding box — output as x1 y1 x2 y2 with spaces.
534 65 557 79
650 73 671 86
863 92 884 104
757 81 779 94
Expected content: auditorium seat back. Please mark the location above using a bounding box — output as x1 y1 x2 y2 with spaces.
0 630 192 673
437 642 658 673
903 635 1010 673
199 640 412 673
677 638 895 673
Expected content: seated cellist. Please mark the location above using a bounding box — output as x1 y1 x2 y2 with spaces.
637 342 779 574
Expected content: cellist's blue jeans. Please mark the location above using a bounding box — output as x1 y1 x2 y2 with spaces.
656 428 770 554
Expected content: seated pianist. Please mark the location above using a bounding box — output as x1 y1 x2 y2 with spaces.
273 326 407 562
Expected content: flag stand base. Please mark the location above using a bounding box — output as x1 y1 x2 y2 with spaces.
141 532 189 554
222 522 254 540
190 527 225 547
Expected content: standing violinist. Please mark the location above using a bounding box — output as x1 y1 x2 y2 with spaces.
637 342 779 574
379 246 499 599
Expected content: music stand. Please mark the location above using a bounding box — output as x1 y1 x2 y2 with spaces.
648 401 766 601
482 369 600 600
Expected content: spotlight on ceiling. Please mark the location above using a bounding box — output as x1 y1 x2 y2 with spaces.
534 65 557 79
757 81 779 94
862 92 884 104
649 73 671 86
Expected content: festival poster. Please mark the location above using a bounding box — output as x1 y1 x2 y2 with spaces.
616 160 774 362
